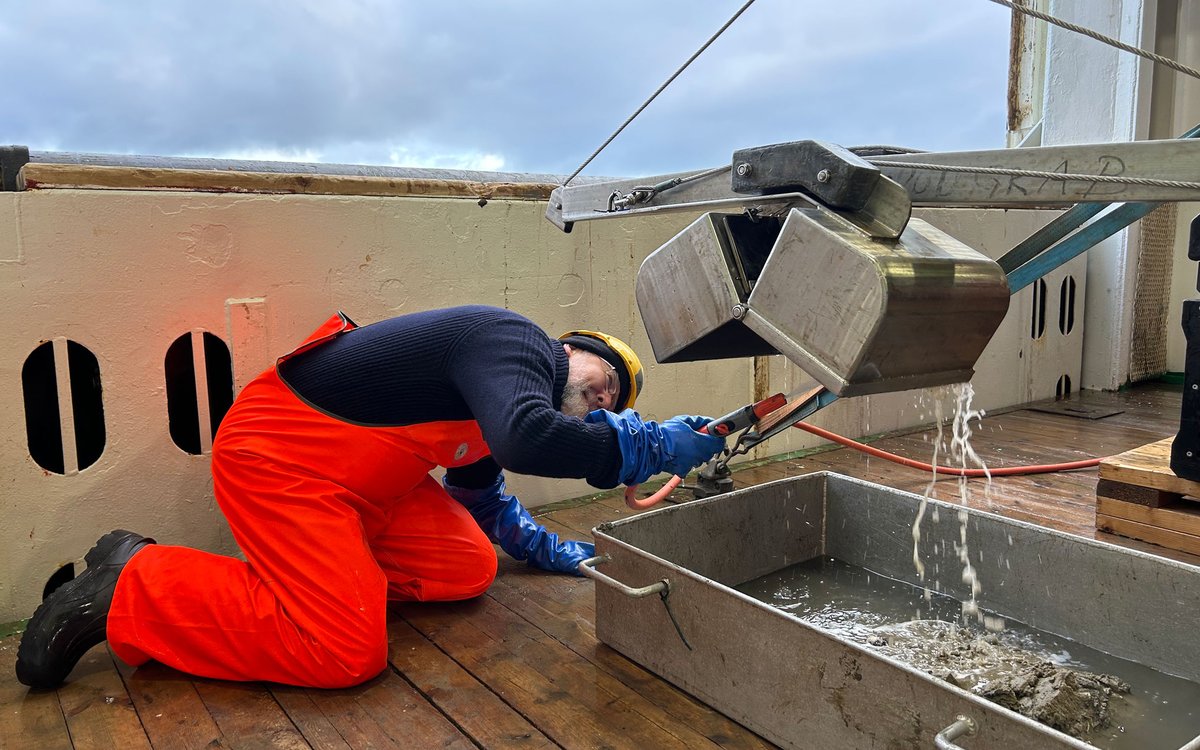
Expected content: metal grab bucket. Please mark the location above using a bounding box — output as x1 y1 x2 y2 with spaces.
634 208 1011 396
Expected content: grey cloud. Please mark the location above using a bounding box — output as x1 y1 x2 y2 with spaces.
1 0 1013 177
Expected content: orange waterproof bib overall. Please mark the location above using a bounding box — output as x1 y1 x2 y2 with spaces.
107 313 498 687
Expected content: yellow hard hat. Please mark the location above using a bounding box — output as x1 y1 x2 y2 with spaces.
558 329 643 411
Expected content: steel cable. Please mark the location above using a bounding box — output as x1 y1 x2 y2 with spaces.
987 0 1200 81
868 159 1200 191
562 0 758 186
567 1 1199 188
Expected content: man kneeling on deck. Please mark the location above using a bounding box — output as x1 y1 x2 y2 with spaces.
16 305 724 689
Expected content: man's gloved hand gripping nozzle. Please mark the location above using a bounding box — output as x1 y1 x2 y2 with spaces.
586 409 726 486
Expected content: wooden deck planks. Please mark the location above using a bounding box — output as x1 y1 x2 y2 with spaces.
268 688 354 750
112 658 227 750
0 638 72 750
55 647 152 750
485 556 774 750
267 670 474 750
385 617 556 749
397 593 727 750
3 383 1197 750
190 680 310 749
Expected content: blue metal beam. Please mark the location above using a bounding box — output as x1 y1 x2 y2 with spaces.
998 202 1106 275
1004 123 1200 294
1006 201 1160 293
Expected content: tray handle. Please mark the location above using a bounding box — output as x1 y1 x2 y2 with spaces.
580 556 692 650
578 555 668 598
934 716 976 749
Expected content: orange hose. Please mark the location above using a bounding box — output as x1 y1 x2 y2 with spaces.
791 421 1103 476
621 420 1103 510
624 475 683 509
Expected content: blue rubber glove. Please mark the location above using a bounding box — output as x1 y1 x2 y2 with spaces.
443 474 594 576
585 409 726 486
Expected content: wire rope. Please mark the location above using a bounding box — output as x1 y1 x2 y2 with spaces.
562 0 758 186
567 1 1200 188
868 159 1200 191
987 0 1200 81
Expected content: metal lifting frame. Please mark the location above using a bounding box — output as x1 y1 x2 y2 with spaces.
999 124 1200 292
545 131 1200 447
549 132 1200 290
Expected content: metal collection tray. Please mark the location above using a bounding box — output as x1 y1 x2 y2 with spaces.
584 472 1200 749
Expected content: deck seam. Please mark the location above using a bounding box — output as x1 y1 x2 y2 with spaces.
196 677 312 749
274 687 355 750
53 683 76 750
384 661 487 750
479 577 731 750
106 647 161 750
393 607 567 750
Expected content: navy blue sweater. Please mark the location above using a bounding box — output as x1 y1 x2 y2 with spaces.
278 305 623 489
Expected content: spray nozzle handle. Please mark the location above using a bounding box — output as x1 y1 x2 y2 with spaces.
703 393 787 436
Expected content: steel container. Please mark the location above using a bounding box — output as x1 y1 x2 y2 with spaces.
586 472 1200 749
634 208 1011 396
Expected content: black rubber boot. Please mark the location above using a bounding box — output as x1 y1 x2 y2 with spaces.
16 530 154 689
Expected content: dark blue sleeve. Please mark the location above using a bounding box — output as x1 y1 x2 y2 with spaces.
446 313 622 488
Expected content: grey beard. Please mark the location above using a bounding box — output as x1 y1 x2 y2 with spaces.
560 374 591 418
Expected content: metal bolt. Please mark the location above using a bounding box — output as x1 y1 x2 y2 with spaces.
816 169 831 183
735 162 753 177
731 303 747 319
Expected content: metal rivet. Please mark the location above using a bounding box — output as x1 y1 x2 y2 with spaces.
735 162 753 177
816 169 831 183
731 303 747 319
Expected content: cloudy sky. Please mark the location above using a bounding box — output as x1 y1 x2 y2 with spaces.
2 0 1014 178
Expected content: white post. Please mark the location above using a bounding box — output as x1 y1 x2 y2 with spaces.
1041 0 1151 390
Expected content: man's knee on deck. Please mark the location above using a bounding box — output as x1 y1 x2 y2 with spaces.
458 542 499 599
399 541 498 602
311 636 389 689
305 601 390 688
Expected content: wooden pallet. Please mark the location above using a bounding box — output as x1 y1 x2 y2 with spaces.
1096 436 1200 556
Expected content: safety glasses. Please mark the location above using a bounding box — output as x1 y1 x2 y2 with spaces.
601 360 620 398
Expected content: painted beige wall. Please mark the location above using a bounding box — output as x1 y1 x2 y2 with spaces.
0 185 1067 624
